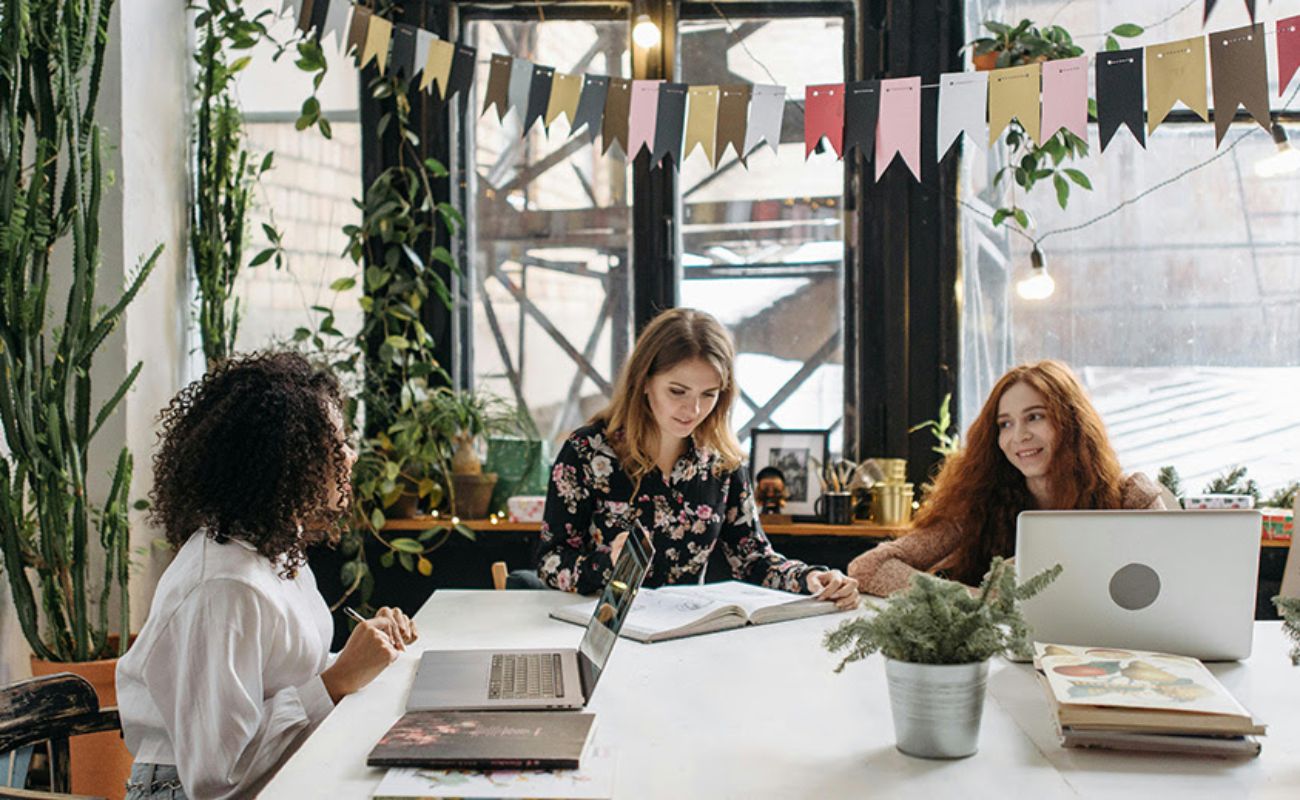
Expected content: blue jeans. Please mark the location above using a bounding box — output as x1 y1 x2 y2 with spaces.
124 763 188 800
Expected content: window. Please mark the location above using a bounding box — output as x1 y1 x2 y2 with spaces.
961 0 1300 494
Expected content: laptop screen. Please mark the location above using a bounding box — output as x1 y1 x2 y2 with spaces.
576 528 653 694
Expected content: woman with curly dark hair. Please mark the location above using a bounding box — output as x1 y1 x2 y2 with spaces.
116 352 417 800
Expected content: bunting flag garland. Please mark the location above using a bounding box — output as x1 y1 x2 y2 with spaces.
652 83 690 167
937 72 987 160
296 0 315 36
446 44 477 101
742 85 785 163
715 85 751 163
602 78 632 156
388 23 417 79
345 5 369 59
422 39 454 96
1041 56 1089 143
507 58 534 123
1204 0 1256 24
1096 49 1146 150
988 63 1041 145
628 80 662 159
482 54 513 121
322 0 351 50
546 72 583 128
1278 16 1300 97
413 30 434 81
571 75 610 142
843 80 880 161
684 85 720 166
876 77 921 181
1146 37 1209 134
361 14 392 74
805 83 845 159
307 0 330 41
524 65 556 134
1209 23 1271 145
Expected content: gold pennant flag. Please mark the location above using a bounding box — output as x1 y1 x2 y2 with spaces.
361 15 392 74
546 73 583 128
345 6 371 61
988 63 1041 145
1147 37 1208 133
421 39 455 97
684 86 720 166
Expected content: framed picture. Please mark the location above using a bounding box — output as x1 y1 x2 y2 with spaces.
749 428 829 520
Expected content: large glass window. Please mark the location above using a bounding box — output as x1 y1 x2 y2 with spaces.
678 8 847 453
462 15 634 445
961 0 1300 495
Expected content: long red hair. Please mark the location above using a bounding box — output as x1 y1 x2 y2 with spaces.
914 360 1125 584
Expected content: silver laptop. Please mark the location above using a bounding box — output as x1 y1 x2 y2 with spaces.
1016 510 1261 661
406 531 653 711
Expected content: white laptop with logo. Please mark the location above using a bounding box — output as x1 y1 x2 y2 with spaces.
1016 510 1261 661
406 531 653 711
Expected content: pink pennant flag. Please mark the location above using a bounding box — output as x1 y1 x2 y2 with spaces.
1041 56 1090 143
875 77 921 182
628 80 663 160
1278 15 1300 97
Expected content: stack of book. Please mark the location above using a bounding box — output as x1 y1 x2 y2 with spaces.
366 711 614 799
1033 643 1265 757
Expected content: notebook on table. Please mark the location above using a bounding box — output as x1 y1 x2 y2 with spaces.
406 531 652 711
370 743 616 799
366 710 596 770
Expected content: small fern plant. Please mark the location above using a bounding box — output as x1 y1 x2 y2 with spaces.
824 557 1062 671
1275 596 1300 665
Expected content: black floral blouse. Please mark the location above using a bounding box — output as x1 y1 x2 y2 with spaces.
537 422 827 595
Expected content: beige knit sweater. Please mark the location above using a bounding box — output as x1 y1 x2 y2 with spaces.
847 473 1166 597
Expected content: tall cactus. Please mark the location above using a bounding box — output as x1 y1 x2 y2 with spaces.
0 0 160 661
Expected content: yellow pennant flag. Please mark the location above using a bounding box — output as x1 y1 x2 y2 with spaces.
684 86 720 166
546 73 583 128
361 15 392 74
987 63 1041 145
1147 37 1208 133
421 39 455 97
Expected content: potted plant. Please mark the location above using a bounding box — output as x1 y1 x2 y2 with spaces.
1276 596 1300 664
824 558 1061 758
0 0 160 794
425 387 527 519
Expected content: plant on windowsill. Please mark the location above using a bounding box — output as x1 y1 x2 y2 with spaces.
824 558 1061 758
1275 596 1300 665
967 18 1143 233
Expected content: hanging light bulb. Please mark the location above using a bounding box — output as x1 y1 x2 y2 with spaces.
632 14 661 49
1016 246 1056 301
1254 122 1300 178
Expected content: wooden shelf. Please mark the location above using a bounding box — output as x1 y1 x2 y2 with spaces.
380 515 1291 549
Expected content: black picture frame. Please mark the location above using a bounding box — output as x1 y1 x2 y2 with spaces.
749 428 830 521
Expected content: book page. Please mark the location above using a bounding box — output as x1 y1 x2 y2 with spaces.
654 582 833 622
553 590 739 639
1037 644 1249 717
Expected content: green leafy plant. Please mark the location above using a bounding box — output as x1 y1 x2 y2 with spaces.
824 558 1062 670
908 392 961 458
0 0 162 661
1275 596 1300 665
1157 465 1183 500
1203 465 1262 505
969 19 1143 232
1265 481 1299 510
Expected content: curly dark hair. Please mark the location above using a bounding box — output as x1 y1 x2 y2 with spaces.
150 351 352 577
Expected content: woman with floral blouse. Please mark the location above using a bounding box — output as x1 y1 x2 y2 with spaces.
536 308 859 609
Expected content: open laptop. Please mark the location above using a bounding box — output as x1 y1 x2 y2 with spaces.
406 530 653 711
1016 510 1261 661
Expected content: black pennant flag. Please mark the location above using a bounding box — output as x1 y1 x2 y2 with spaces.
651 83 689 168
1204 0 1256 23
571 75 610 143
445 44 476 102
524 65 556 134
843 80 881 160
1096 48 1146 151
308 0 330 40
388 25 417 79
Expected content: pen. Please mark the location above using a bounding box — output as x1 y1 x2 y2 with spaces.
345 606 407 649
343 606 367 625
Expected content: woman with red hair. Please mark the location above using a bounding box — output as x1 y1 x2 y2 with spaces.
848 360 1164 596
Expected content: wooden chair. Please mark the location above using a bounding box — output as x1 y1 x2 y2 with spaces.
491 561 509 591
0 673 121 800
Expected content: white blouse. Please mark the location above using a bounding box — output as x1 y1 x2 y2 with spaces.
116 531 335 799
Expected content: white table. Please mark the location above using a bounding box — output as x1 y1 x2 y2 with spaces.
262 591 1300 799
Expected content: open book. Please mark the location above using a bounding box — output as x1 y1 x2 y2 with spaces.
549 581 838 643
1033 642 1265 757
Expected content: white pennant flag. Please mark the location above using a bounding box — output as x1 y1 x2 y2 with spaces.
937 71 988 161
742 84 785 160
321 0 352 51
507 57 535 124
413 30 435 81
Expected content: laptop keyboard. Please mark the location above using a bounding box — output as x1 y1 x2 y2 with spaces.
488 653 565 700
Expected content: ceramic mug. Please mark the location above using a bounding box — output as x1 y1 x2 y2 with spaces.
815 492 854 525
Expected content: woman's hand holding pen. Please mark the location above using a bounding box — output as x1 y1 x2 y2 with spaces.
807 569 861 610
320 606 418 703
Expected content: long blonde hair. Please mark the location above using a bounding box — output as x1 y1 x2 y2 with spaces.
592 308 744 483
